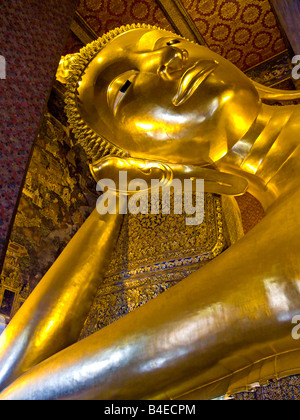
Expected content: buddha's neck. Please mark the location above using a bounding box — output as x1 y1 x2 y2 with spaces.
217 102 300 210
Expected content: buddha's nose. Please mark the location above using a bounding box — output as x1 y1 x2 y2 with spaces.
159 46 189 80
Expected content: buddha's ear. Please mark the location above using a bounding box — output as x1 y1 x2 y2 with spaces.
252 80 300 101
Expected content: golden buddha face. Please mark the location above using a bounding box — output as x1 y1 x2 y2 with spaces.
77 28 261 165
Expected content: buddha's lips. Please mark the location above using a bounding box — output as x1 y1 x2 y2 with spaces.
173 60 219 106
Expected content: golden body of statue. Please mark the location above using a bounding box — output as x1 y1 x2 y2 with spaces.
1 24 300 400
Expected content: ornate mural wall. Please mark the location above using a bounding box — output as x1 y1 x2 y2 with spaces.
0 94 97 328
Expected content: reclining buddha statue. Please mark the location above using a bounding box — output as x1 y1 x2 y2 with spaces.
1 24 300 400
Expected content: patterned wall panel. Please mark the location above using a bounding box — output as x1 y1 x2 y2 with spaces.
77 0 174 34
180 0 288 70
0 0 79 268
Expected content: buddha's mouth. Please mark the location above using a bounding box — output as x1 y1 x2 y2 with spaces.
172 60 219 106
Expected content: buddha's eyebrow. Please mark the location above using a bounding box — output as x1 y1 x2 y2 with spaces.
137 36 183 53
136 33 170 51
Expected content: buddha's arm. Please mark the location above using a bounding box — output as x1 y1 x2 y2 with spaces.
0 208 124 392
1 188 300 400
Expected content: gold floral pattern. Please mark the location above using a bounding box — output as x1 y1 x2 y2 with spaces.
181 0 287 70
79 194 227 338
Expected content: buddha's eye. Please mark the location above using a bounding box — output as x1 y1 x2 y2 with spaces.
120 80 132 93
107 71 138 116
167 39 181 46
113 81 132 114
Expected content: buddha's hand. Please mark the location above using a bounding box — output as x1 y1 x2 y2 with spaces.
90 156 173 196
90 156 248 196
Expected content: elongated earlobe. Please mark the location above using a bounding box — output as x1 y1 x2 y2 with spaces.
253 80 300 101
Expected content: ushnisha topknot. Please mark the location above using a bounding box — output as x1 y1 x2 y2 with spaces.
63 23 168 163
